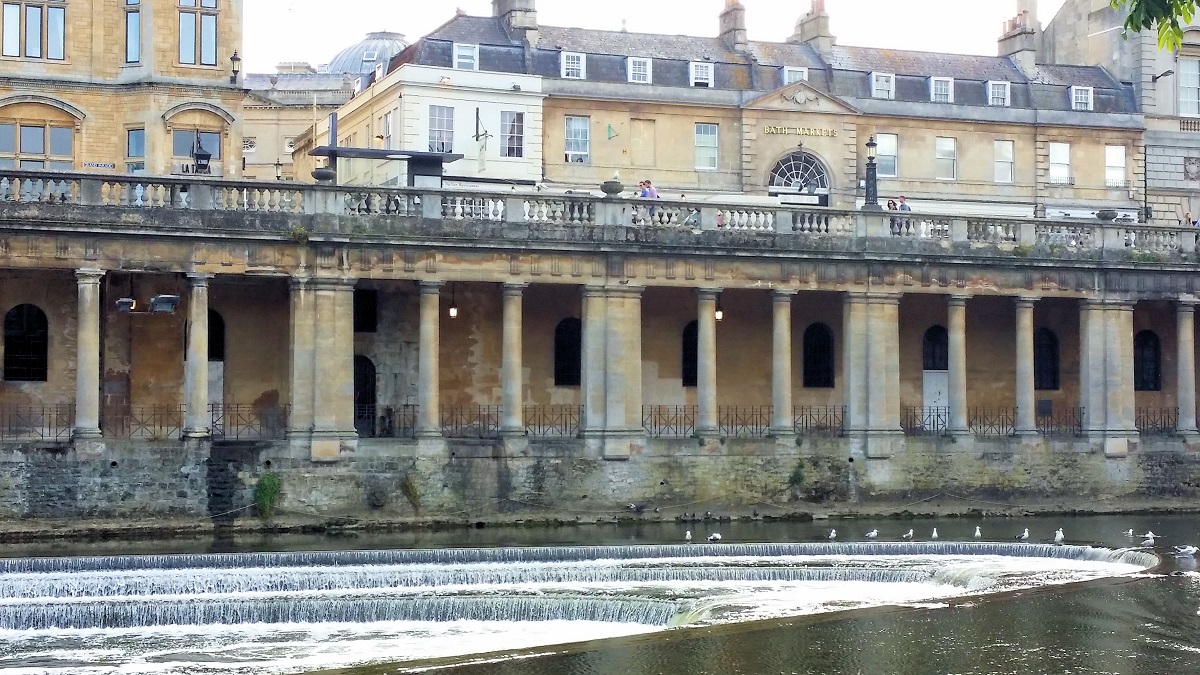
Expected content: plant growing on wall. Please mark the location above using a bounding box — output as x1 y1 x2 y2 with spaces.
400 473 421 515
254 472 282 520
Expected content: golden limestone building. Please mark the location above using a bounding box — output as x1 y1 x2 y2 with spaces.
1 0 1199 523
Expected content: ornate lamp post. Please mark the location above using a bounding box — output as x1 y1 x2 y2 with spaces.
862 135 881 211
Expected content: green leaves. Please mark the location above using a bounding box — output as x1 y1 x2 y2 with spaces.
1115 0 1198 49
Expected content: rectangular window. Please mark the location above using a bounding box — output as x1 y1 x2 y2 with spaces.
172 129 221 159
871 72 894 99
453 43 478 70
382 111 393 149
125 1 140 63
695 123 718 170
127 128 145 158
23 4 38 57
0 121 71 168
1071 86 1093 111
628 56 651 84
179 0 217 66
1048 142 1071 183
1 4 17 56
930 77 954 103
690 62 713 87
784 66 808 85
994 140 1014 183
988 80 1010 106
875 133 897 177
1182 58 1200 117
1 2 63 60
564 115 590 163
1105 145 1126 187
561 51 585 79
428 105 453 153
935 136 956 180
501 111 524 158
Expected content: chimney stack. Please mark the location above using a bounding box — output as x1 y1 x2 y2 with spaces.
789 0 835 57
493 0 538 46
719 0 748 52
998 0 1039 75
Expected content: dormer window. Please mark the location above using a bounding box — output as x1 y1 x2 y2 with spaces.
627 56 652 84
690 62 714 88
871 72 894 99
783 66 808 85
930 77 954 103
988 80 1011 106
561 51 586 79
1070 86 1093 111
453 43 479 70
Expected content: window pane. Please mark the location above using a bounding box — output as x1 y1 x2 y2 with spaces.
126 10 140 62
173 130 194 157
179 12 196 64
19 126 44 154
1049 142 1069 164
0 123 14 153
199 131 221 159
127 129 145 158
501 111 523 158
1 4 18 57
935 137 955 158
0 158 14 168
19 160 44 169
180 0 196 5
994 140 1013 162
876 134 896 155
200 13 216 65
428 105 454 153
49 127 71 156
48 160 72 171
46 6 63 59
24 5 40 58
1105 145 1125 167
201 0 216 6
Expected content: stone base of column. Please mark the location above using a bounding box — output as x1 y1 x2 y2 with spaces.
1088 431 1139 458
500 427 526 438
848 430 903 459
182 427 211 439
696 425 719 439
1015 427 1039 438
601 429 644 460
415 427 443 439
72 427 102 440
768 426 796 440
1178 429 1200 446
309 431 357 462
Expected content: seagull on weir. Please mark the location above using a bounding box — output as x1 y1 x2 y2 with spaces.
1141 531 1158 539
1173 545 1198 557
902 529 914 540
931 528 939 540
1124 529 1135 537
685 530 692 544
1142 533 1158 546
828 528 837 540
1054 528 1065 545
1017 528 1030 542
974 526 982 539
865 529 879 539
707 532 722 542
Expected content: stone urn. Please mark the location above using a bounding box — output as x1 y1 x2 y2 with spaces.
312 167 337 184
1096 209 1118 221
600 179 623 197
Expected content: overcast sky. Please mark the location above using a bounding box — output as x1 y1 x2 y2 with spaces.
244 0 1069 73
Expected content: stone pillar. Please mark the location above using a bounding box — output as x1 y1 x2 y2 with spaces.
1080 300 1104 435
1106 301 1137 451
842 292 869 437
864 293 902 458
603 286 644 436
947 295 969 435
416 280 443 438
1014 296 1037 435
580 286 607 436
770 289 796 436
696 288 720 437
287 276 315 438
73 268 104 439
500 283 526 436
1178 298 1199 437
310 277 357 460
182 273 211 438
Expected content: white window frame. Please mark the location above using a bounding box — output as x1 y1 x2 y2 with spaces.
501 110 524 158
783 66 808 85
452 43 478 70
695 123 718 171
561 51 586 79
690 61 714 88
993 139 1014 183
935 136 956 180
382 111 393 150
1105 145 1126 187
875 133 897 178
1048 142 1071 184
627 56 652 84
871 72 895 99
428 105 454 153
988 80 1010 106
1070 86 1093 111
930 77 954 103
564 115 590 164
1181 57 1200 117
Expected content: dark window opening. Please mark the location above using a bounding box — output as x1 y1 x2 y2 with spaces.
354 288 378 333
1134 329 1161 391
553 317 582 386
208 309 225 361
682 320 698 387
922 325 949 371
354 354 378 437
802 322 835 388
3 303 48 382
1033 327 1059 390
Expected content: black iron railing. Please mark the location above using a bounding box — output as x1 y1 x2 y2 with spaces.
1037 407 1084 437
524 405 582 438
718 405 772 438
440 405 501 439
1136 407 1178 436
102 405 184 440
901 406 949 437
793 406 845 436
643 405 696 438
969 407 1015 437
0 404 73 442
353 404 419 438
210 404 289 440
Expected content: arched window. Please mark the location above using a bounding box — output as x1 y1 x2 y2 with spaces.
3 304 48 382
922 326 948 370
802 323 835 388
1033 328 1059 391
208 309 225 361
1134 330 1162 391
553 317 582 386
681 320 698 387
767 151 831 192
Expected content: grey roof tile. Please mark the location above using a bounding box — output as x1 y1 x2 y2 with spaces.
827 45 1028 82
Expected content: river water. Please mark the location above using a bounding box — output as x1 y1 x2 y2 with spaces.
1 514 1198 675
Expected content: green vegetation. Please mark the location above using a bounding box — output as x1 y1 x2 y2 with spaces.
1115 0 1198 49
254 472 282 520
400 474 421 514
285 225 309 243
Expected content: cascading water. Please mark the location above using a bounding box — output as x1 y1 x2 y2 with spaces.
0 541 1158 674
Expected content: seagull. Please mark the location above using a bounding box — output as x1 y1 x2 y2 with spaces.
1141 531 1158 539
707 532 722 542
1054 528 1065 545
974 526 982 539
685 530 692 544
1017 528 1030 542
931 528 939 540
1141 533 1158 546
827 528 837 540
902 529 914 540
1173 545 1198 557
612 170 621 181
865 529 879 539
1124 529 1135 537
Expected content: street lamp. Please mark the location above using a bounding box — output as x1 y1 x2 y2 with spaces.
861 135 882 211
714 297 724 322
448 284 459 319
191 133 212 175
229 51 242 84
275 159 283 180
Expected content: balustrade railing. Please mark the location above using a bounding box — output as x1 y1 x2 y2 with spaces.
789 210 853 235
901 406 949 437
630 201 695 227
102 405 185 440
440 405 501 439
1037 407 1084 437
1135 407 1178 436
210 404 289 440
966 219 1019 244
717 406 772 438
792 406 845 436
643 405 696 438
0 404 73 442
354 404 418 438
968 407 1015 437
1035 222 1094 249
890 216 950 239
523 405 582 437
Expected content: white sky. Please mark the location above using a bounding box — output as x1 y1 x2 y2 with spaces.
244 0 1069 73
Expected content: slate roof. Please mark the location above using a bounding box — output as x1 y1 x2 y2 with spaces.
826 45 1028 82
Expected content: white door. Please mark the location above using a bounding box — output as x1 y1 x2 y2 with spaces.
922 370 948 409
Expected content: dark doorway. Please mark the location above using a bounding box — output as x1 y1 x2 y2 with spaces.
353 354 378 437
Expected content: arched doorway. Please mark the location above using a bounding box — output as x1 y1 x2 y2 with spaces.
922 325 949 409
353 354 378 437
767 151 832 205
208 309 225 409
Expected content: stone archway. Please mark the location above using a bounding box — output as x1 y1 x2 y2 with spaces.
767 151 832 193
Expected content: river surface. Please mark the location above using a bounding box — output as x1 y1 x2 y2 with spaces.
1 514 1198 675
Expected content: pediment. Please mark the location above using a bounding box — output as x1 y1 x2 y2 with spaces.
743 81 860 115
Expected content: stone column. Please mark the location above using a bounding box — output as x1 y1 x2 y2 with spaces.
416 281 443 438
1080 300 1104 435
1107 301 1137 437
770 289 796 436
73 268 104 439
182 273 211 438
310 277 357 460
696 288 720 437
604 286 643 436
1014 296 1037 435
947 294 969 435
580 286 606 436
842 292 869 437
500 283 526 436
287 276 315 438
1178 298 1199 437
864 293 902 458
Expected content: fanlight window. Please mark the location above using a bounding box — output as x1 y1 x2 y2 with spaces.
768 151 830 192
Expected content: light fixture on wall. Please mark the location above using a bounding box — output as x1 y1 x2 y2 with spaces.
275 159 283 180
116 294 180 315
1152 69 1174 83
229 51 242 84
448 284 459 319
714 297 724 322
